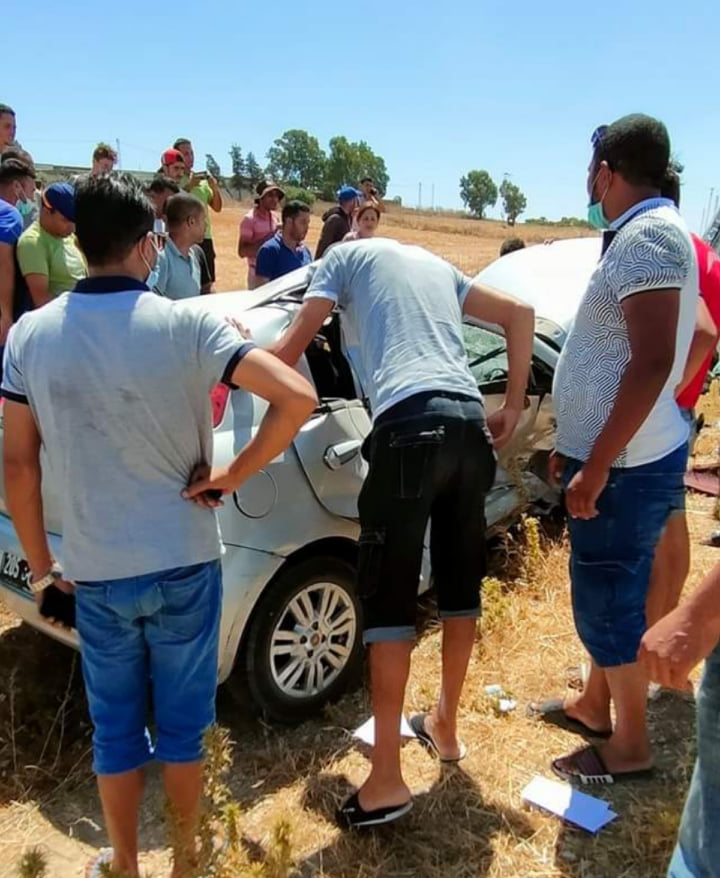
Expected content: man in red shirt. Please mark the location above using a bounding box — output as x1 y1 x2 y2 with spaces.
646 167 720 629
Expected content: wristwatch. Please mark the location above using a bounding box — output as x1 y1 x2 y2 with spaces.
30 561 64 594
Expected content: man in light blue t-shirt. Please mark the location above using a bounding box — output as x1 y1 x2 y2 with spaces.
271 237 535 828
1 173 317 877
153 192 212 299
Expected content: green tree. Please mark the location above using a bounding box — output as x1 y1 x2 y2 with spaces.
324 136 389 200
460 170 498 219
266 129 327 190
245 152 263 185
229 144 245 191
205 154 222 180
499 179 527 226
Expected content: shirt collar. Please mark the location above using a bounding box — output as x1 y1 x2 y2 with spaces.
165 237 191 261
73 276 149 294
609 197 676 231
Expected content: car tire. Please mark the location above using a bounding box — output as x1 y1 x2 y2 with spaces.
243 555 364 723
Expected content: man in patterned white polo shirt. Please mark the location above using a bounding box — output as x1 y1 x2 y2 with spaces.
534 115 697 786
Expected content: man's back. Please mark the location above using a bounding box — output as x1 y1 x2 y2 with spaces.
305 238 480 417
2 281 247 580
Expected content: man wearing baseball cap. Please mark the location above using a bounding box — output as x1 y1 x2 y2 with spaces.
238 180 284 289
315 185 362 259
159 148 186 183
17 182 86 307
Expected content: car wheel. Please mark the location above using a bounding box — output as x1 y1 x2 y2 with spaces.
243 556 363 723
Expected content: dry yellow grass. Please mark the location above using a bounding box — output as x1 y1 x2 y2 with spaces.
210 200 590 292
0 207 717 878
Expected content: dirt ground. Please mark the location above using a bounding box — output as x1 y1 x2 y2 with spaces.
0 206 717 878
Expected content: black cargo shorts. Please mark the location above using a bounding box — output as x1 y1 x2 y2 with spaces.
358 390 497 644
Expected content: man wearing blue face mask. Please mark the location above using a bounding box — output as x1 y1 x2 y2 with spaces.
532 115 697 786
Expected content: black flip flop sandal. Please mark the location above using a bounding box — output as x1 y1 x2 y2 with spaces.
526 699 612 739
551 744 654 786
336 791 413 829
409 713 467 763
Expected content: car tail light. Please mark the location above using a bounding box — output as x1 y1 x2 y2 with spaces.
210 383 230 428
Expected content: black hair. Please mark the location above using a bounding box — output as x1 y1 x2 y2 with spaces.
594 113 670 188
0 104 15 118
282 200 311 223
147 176 180 196
173 138 191 150
75 173 154 265
0 159 33 186
165 192 205 228
360 176 373 184
660 159 683 208
1 147 35 175
499 237 525 257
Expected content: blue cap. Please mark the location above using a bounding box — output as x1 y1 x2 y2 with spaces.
337 185 362 203
43 182 76 222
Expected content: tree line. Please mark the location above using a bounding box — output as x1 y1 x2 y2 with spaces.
204 130 389 205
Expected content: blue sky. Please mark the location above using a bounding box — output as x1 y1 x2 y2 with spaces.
5 0 718 231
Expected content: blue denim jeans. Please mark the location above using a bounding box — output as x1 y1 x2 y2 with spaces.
668 643 720 877
75 560 222 775
563 444 687 667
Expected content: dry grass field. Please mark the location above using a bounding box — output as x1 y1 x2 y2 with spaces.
0 203 717 878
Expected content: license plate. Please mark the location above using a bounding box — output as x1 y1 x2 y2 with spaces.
0 551 32 593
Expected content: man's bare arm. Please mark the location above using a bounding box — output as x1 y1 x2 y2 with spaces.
3 401 52 578
207 177 222 212
462 281 535 447
24 274 52 308
183 349 318 502
267 297 335 366
676 296 718 397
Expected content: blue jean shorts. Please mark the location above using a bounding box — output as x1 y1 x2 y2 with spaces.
563 444 687 668
75 560 222 775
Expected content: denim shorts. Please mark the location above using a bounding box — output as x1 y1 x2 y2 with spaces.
563 444 687 668
75 560 222 775
358 391 497 644
668 643 720 877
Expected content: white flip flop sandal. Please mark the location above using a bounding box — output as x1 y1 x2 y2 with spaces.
86 848 114 878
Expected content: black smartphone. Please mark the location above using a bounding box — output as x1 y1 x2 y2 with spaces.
39 585 76 629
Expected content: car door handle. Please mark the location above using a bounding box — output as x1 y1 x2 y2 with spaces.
324 440 363 470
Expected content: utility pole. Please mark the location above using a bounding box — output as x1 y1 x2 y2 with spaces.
418 182 422 210
431 183 435 211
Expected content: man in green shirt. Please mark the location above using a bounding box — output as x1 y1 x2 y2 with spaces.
17 183 87 307
174 138 222 284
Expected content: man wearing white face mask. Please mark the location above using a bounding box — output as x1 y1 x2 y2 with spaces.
1 172 317 878
0 159 35 346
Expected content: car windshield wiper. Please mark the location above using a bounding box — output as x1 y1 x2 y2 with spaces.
468 346 506 369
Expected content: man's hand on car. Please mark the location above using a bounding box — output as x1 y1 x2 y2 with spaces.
548 451 566 486
487 405 522 449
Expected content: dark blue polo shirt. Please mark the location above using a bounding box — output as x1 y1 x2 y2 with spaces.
256 232 312 282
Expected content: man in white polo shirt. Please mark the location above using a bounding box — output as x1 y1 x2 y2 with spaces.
534 115 697 788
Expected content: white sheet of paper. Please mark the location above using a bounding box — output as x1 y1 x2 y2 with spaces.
353 715 417 747
522 775 618 834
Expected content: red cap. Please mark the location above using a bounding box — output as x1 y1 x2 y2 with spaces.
161 148 185 167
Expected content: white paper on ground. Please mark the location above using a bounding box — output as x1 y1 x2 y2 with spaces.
522 775 618 834
353 715 417 747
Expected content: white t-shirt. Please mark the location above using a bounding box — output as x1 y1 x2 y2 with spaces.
553 199 697 467
305 238 481 419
